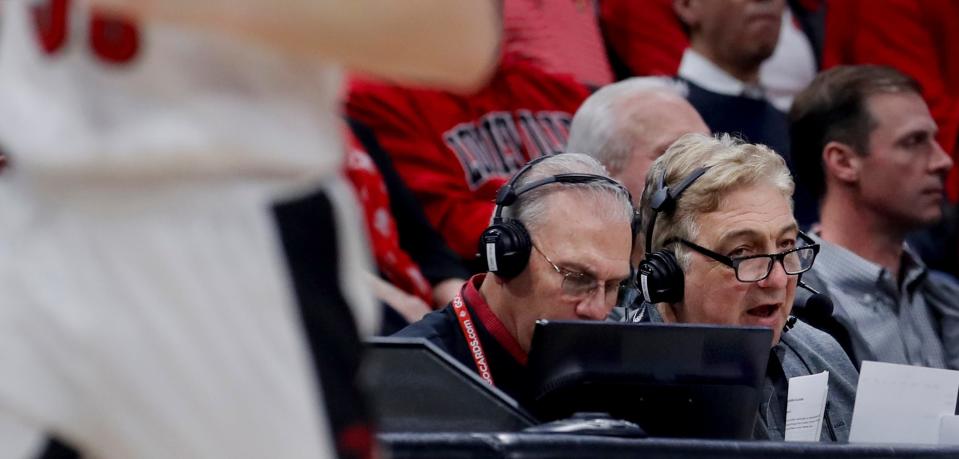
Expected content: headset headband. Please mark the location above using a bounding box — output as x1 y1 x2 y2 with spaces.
493 156 632 223
644 165 711 256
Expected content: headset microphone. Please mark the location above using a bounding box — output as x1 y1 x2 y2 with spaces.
796 280 834 317
785 280 835 334
798 279 821 295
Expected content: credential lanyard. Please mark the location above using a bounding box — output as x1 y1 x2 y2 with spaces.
452 293 495 386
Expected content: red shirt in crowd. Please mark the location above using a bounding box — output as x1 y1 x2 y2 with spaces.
822 0 959 201
347 57 590 260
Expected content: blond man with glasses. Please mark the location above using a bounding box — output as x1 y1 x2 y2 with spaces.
627 134 857 442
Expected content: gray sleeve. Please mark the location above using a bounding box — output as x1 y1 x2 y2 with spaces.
925 271 959 370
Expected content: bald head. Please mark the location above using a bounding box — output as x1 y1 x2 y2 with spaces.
567 77 710 202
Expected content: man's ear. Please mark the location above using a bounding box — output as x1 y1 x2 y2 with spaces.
822 141 861 185
673 0 698 28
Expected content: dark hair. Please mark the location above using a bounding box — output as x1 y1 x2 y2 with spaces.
788 65 921 200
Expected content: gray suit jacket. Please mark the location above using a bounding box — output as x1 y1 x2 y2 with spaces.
762 320 858 442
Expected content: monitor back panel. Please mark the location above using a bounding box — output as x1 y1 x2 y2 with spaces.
527 321 772 439
362 337 537 433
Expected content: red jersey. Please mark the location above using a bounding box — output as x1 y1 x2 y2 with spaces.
347 58 589 260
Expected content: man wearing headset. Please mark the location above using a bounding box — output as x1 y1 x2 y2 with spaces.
627 133 857 441
395 153 634 405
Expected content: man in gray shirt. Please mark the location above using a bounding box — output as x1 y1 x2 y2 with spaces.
789 65 959 369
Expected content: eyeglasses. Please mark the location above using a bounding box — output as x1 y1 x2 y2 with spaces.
669 232 820 283
532 244 624 305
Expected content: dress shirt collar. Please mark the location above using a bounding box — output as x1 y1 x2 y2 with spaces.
678 48 766 99
463 273 528 364
808 231 927 296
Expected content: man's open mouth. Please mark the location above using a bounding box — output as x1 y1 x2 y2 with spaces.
747 304 779 318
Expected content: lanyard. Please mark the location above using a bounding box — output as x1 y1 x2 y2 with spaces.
452 292 494 386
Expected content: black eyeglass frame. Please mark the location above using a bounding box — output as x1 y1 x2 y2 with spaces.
665 232 821 283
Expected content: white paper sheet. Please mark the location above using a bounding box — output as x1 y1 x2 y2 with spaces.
785 371 829 441
939 416 959 445
849 361 959 444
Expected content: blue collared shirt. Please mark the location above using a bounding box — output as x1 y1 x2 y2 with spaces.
802 233 948 368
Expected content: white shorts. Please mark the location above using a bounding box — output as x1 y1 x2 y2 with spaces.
0 176 376 458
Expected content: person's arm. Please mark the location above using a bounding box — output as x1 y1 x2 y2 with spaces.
346 83 501 261
348 118 472 290
430 278 466 307
366 273 432 324
86 0 502 92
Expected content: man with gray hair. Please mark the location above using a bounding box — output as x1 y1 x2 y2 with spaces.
627 133 857 441
396 153 634 406
567 77 709 260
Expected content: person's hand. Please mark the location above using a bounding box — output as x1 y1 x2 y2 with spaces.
431 278 466 308
367 273 432 324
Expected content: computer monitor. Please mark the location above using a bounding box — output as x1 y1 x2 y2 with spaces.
361 337 538 433
527 320 772 439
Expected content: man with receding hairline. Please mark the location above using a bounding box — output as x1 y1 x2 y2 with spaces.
567 76 709 261
396 153 633 407
790 65 959 370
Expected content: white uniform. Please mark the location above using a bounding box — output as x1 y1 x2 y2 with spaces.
0 1 376 457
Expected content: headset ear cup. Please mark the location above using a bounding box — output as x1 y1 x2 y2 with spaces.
637 249 684 304
477 220 532 279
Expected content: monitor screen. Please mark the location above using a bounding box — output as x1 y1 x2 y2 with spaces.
361 337 537 433
527 320 772 439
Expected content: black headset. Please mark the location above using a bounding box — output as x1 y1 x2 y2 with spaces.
636 165 711 304
477 155 636 279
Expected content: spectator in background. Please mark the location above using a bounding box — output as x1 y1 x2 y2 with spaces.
395 153 633 407
566 76 709 261
672 0 789 158
789 65 959 370
672 0 821 227
347 54 590 267
823 0 959 203
344 124 469 334
503 0 613 88
626 133 856 441
601 0 821 112
821 0 959 279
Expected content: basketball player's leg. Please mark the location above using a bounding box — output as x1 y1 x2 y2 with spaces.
272 178 379 459
0 184 336 457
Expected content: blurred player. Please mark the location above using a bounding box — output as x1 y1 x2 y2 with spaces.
0 0 500 457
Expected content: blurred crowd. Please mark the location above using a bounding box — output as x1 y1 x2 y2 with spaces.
346 0 959 333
